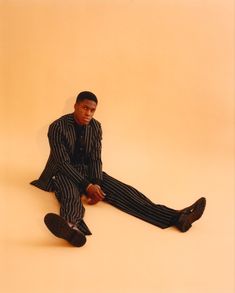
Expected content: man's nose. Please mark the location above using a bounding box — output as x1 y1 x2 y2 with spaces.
85 109 92 116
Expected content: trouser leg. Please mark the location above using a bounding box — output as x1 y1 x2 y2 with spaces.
54 173 92 235
101 172 179 228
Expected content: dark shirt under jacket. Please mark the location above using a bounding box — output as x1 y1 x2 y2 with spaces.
72 123 87 165
72 121 102 187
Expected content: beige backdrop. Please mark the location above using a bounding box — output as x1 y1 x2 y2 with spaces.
1 1 234 293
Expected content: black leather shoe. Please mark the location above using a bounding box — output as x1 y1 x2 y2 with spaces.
44 213 86 247
176 197 206 232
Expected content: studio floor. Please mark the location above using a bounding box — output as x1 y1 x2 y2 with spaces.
1 155 234 293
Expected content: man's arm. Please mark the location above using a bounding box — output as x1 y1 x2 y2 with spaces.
88 121 103 185
86 121 105 204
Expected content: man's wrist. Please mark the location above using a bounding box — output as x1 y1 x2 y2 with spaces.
81 179 90 190
91 178 102 186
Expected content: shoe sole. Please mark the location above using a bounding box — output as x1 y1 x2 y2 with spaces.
44 213 86 247
177 197 206 232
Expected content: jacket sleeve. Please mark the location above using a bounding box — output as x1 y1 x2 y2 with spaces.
48 122 90 189
88 122 103 185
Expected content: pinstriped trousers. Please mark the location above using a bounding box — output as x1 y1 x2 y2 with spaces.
54 170 179 234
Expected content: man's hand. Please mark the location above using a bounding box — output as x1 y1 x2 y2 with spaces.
86 184 105 205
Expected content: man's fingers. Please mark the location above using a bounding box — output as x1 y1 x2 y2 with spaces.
87 198 98 205
86 184 105 201
96 191 104 200
95 185 105 196
95 188 105 199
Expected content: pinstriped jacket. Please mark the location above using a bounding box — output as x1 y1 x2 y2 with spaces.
31 113 103 192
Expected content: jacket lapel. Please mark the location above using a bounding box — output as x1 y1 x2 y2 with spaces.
84 123 93 153
66 114 77 154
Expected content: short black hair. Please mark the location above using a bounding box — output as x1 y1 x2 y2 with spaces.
76 91 98 104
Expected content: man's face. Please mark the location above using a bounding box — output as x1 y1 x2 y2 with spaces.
74 99 97 125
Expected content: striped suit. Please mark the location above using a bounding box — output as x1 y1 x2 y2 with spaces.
31 113 178 235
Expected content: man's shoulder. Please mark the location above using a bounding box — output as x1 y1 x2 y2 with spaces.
49 114 101 132
50 114 101 126
48 113 74 134
50 113 74 127
90 118 101 128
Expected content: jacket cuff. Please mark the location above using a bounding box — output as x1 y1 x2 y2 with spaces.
91 178 102 186
81 179 90 191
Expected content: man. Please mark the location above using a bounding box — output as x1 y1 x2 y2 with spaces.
31 91 206 247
